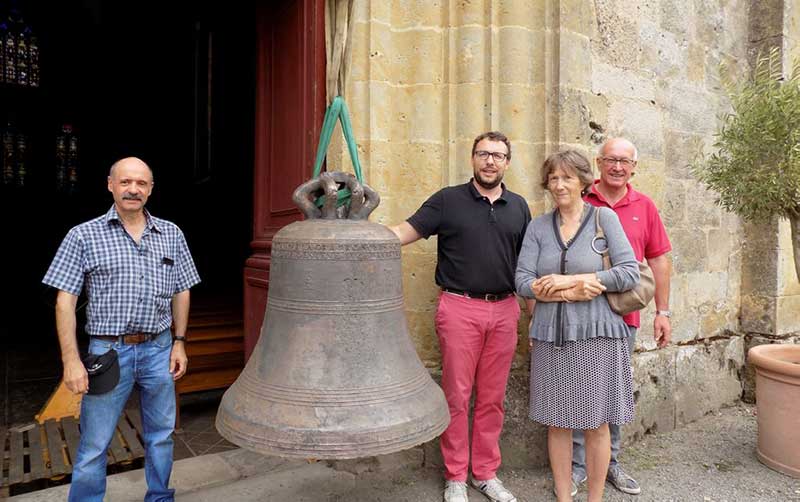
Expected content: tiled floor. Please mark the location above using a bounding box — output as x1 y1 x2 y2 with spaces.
172 389 238 460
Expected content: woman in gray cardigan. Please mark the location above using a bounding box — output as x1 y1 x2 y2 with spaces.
515 150 639 502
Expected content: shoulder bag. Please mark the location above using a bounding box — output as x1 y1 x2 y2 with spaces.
593 207 655 316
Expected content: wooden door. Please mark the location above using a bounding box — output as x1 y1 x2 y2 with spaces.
244 0 326 359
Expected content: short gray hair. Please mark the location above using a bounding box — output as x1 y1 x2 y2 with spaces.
598 137 638 161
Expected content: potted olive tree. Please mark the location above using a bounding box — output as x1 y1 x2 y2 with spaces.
693 48 800 478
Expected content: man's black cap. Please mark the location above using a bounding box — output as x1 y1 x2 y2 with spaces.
82 349 120 395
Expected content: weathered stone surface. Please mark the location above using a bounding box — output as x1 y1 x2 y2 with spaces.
740 222 780 297
349 81 392 141
789 1 800 61
559 31 593 90
668 226 708 273
559 0 596 37
706 228 735 273
664 129 706 180
391 0 444 28
631 158 666 207
606 98 664 158
740 294 778 335
558 88 610 145
350 21 391 83
374 141 446 197
393 86 445 141
627 348 678 442
660 178 686 227
776 219 800 295
404 311 440 368
451 0 486 26
666 306 701 345
451 84 490 140
391 29 445 85
658 83 719 135
747 0 784 48
501 142 547 200
698 300 738 338
683 183 721 227
660 0 694 38
451 26 488 84
776 294 800 334
497 0 546 30
674 337 744 425
591 62 656 101
498 84 546 142
638 20 687 81
592 0 641 67
498 27 538 85
693 0 730 47
686 42 706 83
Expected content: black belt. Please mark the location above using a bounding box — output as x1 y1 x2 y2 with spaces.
94 333 159 345
442 288 515 302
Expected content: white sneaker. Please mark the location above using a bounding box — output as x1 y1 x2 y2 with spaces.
444 480 469 502
470 477 517 502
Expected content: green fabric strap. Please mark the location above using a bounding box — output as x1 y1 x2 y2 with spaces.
312 96 363 207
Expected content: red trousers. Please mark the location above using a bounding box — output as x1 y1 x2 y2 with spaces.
435 292 520 481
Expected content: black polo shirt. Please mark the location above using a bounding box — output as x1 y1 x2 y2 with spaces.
407 180 531 294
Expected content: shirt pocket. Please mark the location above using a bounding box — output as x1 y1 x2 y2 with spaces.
155 255 177 297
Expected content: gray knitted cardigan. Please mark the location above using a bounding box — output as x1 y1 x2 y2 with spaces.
515 204 639 347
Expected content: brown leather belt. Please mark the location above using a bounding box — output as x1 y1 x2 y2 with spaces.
442 288 515 302
94 333 159 345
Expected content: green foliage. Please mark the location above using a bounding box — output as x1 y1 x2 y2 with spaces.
692 48 800 221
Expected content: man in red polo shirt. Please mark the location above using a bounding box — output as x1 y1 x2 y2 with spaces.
571 137 672 496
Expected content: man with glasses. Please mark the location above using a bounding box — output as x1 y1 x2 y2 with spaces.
569 137 672 497
390 131 531 502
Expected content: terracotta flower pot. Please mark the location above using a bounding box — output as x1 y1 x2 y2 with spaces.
748 343 800 478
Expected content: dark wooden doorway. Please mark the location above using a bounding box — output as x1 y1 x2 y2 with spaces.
243 0 326 359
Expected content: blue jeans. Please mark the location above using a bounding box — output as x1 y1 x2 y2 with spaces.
572 329 636 479
69 329 176 502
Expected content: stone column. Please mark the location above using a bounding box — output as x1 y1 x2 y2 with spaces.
740 0 800 402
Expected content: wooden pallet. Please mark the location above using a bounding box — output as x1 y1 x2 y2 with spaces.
0 409 146 497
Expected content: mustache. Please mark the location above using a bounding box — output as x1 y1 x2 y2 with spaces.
122 194 143 201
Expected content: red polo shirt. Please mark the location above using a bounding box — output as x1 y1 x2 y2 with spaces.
584 181 671 328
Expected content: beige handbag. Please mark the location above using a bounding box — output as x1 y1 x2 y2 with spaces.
593 208 655 316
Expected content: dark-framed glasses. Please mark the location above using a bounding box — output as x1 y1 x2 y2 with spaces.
474 150 509 162
600 157 635 167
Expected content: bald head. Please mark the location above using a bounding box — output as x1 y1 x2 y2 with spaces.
107 157 154 215
599 138 638 161
109 157 153 180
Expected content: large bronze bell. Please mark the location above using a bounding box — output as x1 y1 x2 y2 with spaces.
216 172 449 459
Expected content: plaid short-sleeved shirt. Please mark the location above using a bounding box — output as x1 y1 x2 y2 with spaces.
43 205 201 336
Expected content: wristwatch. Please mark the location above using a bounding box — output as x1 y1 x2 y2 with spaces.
173 335 187 343
655 310 672 318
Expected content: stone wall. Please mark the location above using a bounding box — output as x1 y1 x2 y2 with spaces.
326 0 800 466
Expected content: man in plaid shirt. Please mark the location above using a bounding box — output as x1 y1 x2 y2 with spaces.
43 157 200 502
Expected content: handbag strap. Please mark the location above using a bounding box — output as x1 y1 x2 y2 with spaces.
593 207 612 270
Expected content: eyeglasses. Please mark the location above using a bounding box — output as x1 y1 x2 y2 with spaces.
474 150 509 162
599 157 635 167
